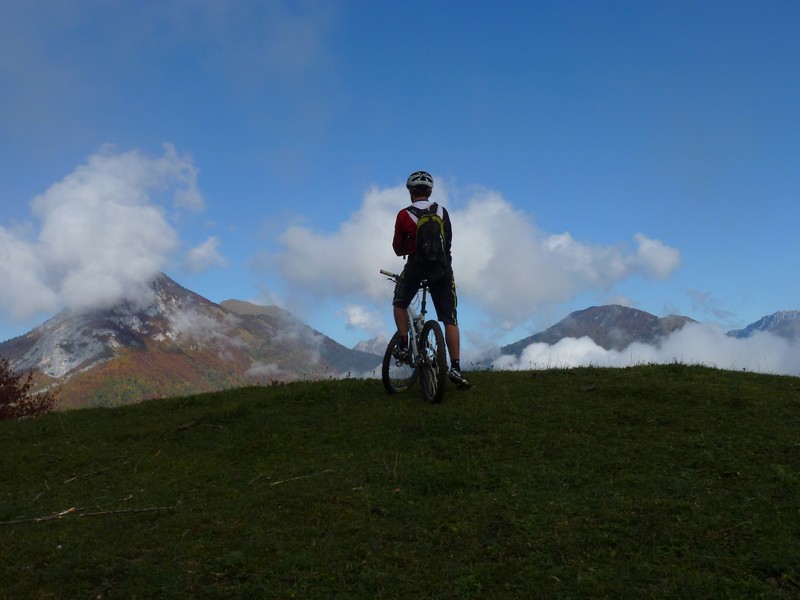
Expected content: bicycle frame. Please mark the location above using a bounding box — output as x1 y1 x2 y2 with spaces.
380 269 429 366
405 286 428 367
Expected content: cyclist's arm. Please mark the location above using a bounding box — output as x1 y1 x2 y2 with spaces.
443 207 453 260
392 209 415 256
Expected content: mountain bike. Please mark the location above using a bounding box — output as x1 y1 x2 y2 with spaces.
380 269 447 403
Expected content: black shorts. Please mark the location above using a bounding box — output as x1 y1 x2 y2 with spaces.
392 260 458 326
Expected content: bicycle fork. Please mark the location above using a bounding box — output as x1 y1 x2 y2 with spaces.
406 283 429 366
406 312 425 367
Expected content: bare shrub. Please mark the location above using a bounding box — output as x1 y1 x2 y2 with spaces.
0 357 57 420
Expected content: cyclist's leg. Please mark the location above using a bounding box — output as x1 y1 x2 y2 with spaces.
429 269 459 363
444 323 460 364
392 264 420 340
430 270 470 386
393 306 409 337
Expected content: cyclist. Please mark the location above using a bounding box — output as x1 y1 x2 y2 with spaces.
391 170 470 388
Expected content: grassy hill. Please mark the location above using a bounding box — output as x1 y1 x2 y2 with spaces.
2 366 799 598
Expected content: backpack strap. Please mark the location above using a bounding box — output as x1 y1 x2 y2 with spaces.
406 204 425 221
407 202 440 220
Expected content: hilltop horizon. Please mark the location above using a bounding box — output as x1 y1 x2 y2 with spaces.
3 273 800 404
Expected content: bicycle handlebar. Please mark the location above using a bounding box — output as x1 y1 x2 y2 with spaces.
380 269 432 288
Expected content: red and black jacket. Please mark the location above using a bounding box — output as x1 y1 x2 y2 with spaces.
392 200 453 260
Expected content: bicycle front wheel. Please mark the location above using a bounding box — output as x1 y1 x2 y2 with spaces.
382 331 418 394
420 320 447 403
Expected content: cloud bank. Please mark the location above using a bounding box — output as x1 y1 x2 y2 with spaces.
492 322 800 377
0 144 219 320
272 182 681 328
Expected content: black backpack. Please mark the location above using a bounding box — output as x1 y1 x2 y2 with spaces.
408 203 448 278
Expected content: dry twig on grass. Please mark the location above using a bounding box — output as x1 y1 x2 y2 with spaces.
0 505 174 526
269 469 335 486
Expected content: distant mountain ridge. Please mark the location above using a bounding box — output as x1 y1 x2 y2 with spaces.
0 274 380 409
353 335 388 356
499 305 800 360
727 310 800 341
501 305 697 356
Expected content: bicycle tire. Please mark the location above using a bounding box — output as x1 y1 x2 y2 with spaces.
381 331 418 394
420 320 447 403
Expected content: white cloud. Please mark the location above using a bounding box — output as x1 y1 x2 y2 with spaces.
340 304 384 335
633 233 682 279
493 322 800 376
0 144 205 319
271 182 682 328
0 226 59 318
186 236 227 273
273 185 403 301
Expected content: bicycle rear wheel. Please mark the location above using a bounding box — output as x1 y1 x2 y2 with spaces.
420 320 447 403
382 331 418 394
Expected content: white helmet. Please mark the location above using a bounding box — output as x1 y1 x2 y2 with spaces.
406 170 434 190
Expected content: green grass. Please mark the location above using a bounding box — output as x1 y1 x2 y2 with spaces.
1 365 799 598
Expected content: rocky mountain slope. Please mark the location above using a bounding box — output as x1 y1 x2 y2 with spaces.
500 305 697 356
728 310 800 341
0 274 380 409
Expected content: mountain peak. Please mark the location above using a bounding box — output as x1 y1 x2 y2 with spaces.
352 335 387 356
728 310 800 340
501 304 696 355
0 273 380 408
5 272 225 378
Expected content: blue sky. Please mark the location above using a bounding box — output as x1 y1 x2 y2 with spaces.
2 1 800 368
